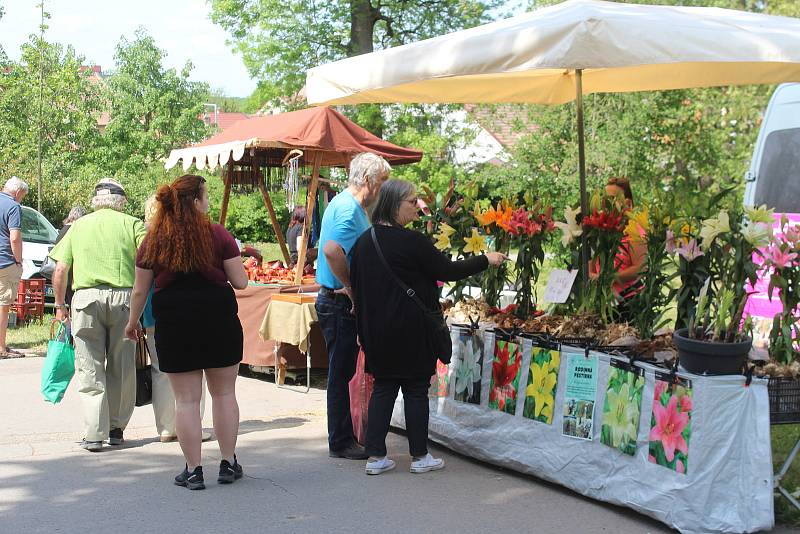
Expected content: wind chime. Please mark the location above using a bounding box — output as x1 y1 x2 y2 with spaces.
282 149 303 214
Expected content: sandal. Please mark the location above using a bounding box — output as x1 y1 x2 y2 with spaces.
0 349 25 359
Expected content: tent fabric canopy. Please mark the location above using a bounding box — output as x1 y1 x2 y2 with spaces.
165 106 423 171
306 0 800 106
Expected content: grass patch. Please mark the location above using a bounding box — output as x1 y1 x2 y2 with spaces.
8 313 55 354
252 242 286 263
773 425 800 527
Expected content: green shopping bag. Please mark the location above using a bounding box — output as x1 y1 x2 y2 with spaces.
40 320 75 404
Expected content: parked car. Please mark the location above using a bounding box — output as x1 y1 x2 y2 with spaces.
20 205 59 301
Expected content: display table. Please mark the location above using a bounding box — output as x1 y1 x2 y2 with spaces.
392 328 773 534
260 296 320 393
234 283 326 370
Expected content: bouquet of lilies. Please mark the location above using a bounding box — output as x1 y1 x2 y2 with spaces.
763 216 800 364
472 199 514 308
680 205 773 342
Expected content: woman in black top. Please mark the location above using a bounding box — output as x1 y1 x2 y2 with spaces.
350 179 505 475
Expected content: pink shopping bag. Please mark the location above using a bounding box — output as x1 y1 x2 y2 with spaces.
349 348 374 445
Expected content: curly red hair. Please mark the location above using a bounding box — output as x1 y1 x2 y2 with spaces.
138 175 214 272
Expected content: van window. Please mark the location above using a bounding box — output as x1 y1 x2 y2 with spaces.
754 127 800 212
21 207 58 244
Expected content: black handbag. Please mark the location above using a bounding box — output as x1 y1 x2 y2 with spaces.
135 332 153 407
370 227 452 364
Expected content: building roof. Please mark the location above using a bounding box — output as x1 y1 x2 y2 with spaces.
203 111 250 131
463 103 538 150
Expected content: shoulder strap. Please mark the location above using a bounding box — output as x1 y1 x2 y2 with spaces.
370 227 432 313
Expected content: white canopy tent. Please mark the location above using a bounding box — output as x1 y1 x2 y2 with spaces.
306 0 800 272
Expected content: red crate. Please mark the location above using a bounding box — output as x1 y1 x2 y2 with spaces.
12 302 44 324
16 278 45 305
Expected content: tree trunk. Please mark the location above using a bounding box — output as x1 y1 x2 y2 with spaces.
349 0 378 56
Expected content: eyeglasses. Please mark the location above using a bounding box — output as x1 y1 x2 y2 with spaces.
403 197 419 205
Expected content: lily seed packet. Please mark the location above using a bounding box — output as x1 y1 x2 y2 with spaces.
522 345 561 424
429 359 450 398
453 329 484 404
648 372 693 474
489 338 522 415
561 353 598 439
600 359 644 455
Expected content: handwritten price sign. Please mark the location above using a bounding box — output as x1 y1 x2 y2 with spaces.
543 269 578 304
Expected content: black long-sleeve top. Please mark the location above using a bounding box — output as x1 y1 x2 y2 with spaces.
350 225 489 379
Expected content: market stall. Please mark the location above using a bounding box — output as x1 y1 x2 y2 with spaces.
165 106 423 376
304 1 800 530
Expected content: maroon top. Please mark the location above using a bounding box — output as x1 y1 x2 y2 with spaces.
137 224 241 291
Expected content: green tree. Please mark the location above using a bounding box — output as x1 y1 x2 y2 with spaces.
103 29 211 176
0 38 105 223
210 0 506 104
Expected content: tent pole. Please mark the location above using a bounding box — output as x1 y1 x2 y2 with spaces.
258 180 291 265
219 162 232 225
294 151 323 285
575 68 589 283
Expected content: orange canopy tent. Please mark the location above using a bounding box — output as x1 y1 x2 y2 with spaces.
166 106 423 281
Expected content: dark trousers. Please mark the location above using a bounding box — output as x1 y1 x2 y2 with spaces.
365 377 430 458
316 293 358 451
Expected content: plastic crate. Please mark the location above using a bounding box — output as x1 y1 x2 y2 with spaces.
16 278 45 305
768 377 800 425
12 302 44 325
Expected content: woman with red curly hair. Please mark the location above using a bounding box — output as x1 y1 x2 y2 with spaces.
125 174 248 490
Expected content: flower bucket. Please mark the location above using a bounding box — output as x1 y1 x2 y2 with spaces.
673 328 752 375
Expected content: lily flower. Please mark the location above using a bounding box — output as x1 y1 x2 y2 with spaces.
554 206 583 246
699 210 730 250
676 238 703 261
744 204 775 225
767 242 798 269
649 395 689 462
665 229 677 254
624 207 649 244
463 228 487 254
439 222 456 237
741 221 772 248
433 232 452 251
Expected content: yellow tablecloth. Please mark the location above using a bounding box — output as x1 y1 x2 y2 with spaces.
259 300 318 354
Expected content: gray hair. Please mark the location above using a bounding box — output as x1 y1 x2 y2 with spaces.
91 194 127 212
4 176 29 194
348 153 391 188
63 206 87 225
371 179 415 227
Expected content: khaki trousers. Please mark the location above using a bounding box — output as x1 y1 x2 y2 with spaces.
71 287 135 441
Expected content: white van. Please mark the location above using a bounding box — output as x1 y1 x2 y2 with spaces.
744 83 800 210
743 83 800 331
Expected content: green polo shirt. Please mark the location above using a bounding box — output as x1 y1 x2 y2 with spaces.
49 209 146 290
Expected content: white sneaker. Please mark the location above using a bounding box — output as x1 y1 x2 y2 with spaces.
410 453 445 474
365 457 396 475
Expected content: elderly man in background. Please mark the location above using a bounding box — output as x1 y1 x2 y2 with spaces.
49 179 145 452
0 177 28 358
316 152 391 460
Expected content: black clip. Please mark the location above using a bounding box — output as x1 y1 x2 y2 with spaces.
668 357 679 385
743 364 754 388
584 347 590 359
468 315 480 332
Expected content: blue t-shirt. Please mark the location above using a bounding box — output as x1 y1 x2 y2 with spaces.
315 190 370 289
0 192 22 269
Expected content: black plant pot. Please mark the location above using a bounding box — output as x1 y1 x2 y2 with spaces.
673 328 752 376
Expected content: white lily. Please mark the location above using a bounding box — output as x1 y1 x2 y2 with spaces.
744 204 775 225
454 337 482 399
741 221 773 248
554 206 583 247
699 210 730 250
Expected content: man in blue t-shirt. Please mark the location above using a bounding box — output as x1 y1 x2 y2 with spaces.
0 176 28 358
316 153 390 459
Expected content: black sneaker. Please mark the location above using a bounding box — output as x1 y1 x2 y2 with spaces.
107 428 124 446
329 443 369 460
174 465 205 490
80 439 102 452
218 456 243 484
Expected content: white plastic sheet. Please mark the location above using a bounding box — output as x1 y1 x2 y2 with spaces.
392 330 773 534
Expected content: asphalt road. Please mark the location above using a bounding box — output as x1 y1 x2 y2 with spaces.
0 357 787 534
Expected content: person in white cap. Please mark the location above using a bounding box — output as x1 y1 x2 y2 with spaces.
49 178 145 452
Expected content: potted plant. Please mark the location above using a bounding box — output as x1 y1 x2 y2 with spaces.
671 205 773 375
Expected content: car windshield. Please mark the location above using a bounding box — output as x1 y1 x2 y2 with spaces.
754 127 800 213
21 207 58 244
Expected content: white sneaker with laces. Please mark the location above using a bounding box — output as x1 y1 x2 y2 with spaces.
410 453 445 474
365 457 396 475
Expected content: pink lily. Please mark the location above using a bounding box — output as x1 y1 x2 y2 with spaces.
767 243 798 269
676 238 703 262
649 395 689 462
665 229 677 254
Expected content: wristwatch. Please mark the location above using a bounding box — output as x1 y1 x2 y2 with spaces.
55 303 69 310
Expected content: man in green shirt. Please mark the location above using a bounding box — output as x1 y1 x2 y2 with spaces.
49 179 146 452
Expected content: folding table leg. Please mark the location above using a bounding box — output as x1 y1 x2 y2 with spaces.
774 432 800 512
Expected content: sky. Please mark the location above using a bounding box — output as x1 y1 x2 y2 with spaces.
0 0 258 97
